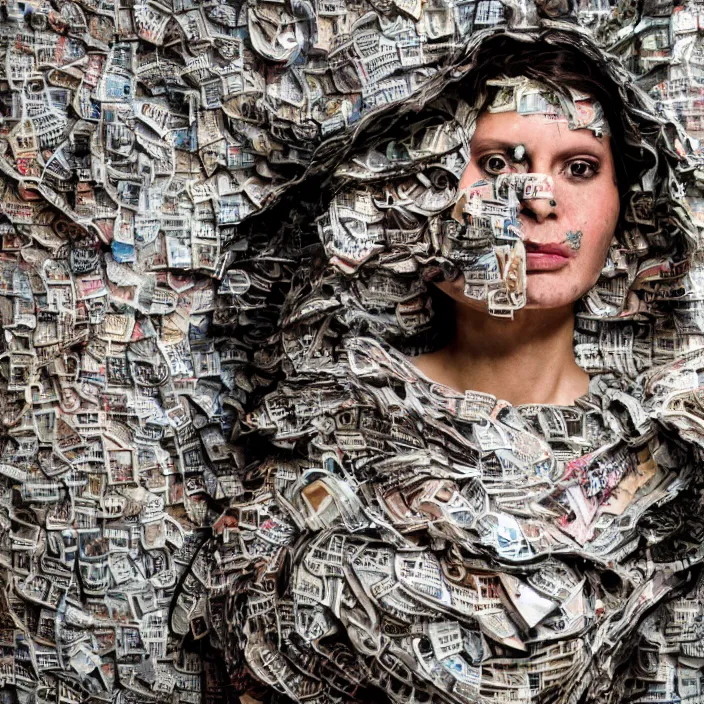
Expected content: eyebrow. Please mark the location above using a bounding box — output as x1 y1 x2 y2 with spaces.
471 136 609 161
470 139 523 154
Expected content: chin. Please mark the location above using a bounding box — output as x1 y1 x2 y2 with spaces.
524 298 575 309
437 274 587 312
526 283 583 309
526 273 582 308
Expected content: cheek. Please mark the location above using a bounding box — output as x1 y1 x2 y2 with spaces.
564 184 619 270
525 184 619 307
583 195 618 268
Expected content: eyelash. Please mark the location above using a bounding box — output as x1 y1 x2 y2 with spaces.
477 153 601 180
564 159 600 179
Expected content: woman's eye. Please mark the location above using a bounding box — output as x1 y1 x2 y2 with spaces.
567 160 598 179
480 154 510 175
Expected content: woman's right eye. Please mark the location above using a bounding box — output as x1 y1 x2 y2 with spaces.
479 154 510 176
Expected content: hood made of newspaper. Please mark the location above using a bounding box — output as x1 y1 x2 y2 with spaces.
3 2 704 704
208 13 704 704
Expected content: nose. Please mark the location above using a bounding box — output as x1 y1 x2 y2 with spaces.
519 197 556 224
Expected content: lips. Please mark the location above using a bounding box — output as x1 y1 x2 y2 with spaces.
524 241 573 272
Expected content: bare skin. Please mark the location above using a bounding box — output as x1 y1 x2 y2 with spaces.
414 304 585 406
413 107 620 406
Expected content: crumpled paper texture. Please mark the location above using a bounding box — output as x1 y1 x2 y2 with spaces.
2 0 704 703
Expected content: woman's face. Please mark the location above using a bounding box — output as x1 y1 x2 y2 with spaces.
439 106 620 310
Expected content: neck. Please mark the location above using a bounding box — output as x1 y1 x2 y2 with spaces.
416 303 589 406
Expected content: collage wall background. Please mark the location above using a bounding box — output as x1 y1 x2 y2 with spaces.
4 0 704 702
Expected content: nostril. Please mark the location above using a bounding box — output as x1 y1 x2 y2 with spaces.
520 199 556 223
519 204 538 221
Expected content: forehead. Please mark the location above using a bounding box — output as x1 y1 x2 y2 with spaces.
471 110 609 151
476 77 609 139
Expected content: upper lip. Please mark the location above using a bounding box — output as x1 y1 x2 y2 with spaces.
524 241 573 258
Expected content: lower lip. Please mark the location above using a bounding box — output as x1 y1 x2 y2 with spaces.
526 253 570 271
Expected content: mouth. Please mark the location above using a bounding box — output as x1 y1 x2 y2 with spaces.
524 241 572 272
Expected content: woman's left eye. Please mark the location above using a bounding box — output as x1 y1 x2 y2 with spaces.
567 160 599 179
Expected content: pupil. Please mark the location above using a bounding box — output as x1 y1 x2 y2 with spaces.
489 157 504 171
